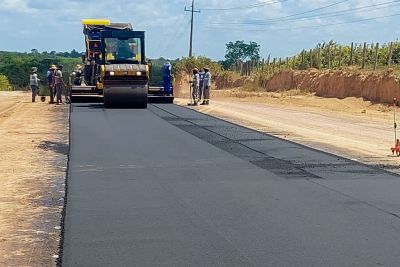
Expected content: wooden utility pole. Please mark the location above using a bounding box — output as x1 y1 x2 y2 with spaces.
185 0 200 57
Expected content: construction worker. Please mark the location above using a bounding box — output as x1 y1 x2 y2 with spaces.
163 61 172 96
201 67 212 105
69 64 83 86
54 65 66 104
198 68 205 102
47 65 56 103
30 67 40 102
191 68 200 106
116 39 134 60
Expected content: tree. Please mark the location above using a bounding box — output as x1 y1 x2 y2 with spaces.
31 49 39 54
174 56 222 75
223 40 260 69
0 74 11 90
70 49 81 58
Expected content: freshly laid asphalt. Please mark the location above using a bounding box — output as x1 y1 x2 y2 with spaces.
62 103 400 266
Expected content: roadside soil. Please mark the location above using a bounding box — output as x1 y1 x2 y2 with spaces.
176 89 400 174
0 91 68 266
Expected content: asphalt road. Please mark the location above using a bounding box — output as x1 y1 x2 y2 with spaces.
62 103 400 266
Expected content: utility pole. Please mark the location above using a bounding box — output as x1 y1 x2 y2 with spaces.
185 0 200 57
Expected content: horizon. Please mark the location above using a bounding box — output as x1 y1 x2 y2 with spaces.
0 0 399 60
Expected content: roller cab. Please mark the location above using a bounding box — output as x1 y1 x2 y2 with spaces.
101 30 148 108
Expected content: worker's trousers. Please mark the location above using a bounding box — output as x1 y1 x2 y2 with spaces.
192 85 199 103
199 82 204 101
31 85 38 102
55 84 63 103
48 84 55 103
163 76 171 95
203 85 210 103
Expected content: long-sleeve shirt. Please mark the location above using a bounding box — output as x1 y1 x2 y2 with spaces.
193 73 200 88
30 73 39 86
204 71 212 86
54 70 63 85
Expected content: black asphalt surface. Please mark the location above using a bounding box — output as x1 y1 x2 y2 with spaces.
62 103 400 266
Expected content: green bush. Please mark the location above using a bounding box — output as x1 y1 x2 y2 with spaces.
174 56 222 75
0 74 11 91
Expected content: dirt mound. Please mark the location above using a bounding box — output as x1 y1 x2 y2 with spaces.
175 72 254 98
175 73 191 98
214 72 253 89
264 70 400 103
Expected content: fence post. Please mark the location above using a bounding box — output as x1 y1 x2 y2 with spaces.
309 49 313 68
317 47 321 69
262 58 265 72
278 58 282 70
374 42 379 70
272 58 276 73
362 42 367 69
349 42 354 66
388 42 393 67
327 45 331 69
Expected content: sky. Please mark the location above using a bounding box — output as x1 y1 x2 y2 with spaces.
0 0 400 60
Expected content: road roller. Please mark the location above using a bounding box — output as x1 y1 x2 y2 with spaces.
70 19 151 108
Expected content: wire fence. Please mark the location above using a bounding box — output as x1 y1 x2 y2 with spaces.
231 41 400 76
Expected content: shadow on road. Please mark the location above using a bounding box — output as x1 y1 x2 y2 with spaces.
38 141 69 156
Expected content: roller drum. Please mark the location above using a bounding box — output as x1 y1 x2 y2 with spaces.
103 86 148 109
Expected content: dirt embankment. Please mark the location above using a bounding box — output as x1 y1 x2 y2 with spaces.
174 72 253 98
0 92 69 266
264 69 400 103
176 70 400 104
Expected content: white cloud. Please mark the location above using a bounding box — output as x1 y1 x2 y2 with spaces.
0 0 38 14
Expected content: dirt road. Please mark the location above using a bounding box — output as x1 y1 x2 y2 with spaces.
176 91 400 173
0 92 68 266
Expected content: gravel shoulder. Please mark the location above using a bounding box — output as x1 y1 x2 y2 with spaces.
0 91 69 266
176 90 400 174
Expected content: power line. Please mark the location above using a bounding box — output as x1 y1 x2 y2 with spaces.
158 16 191 58
204 12 400 32
209 0 400 25
206 0 349 21
201 0 288 11
261 0 351 20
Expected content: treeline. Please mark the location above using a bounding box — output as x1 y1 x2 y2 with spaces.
30 49 82 58
0 51 81 88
